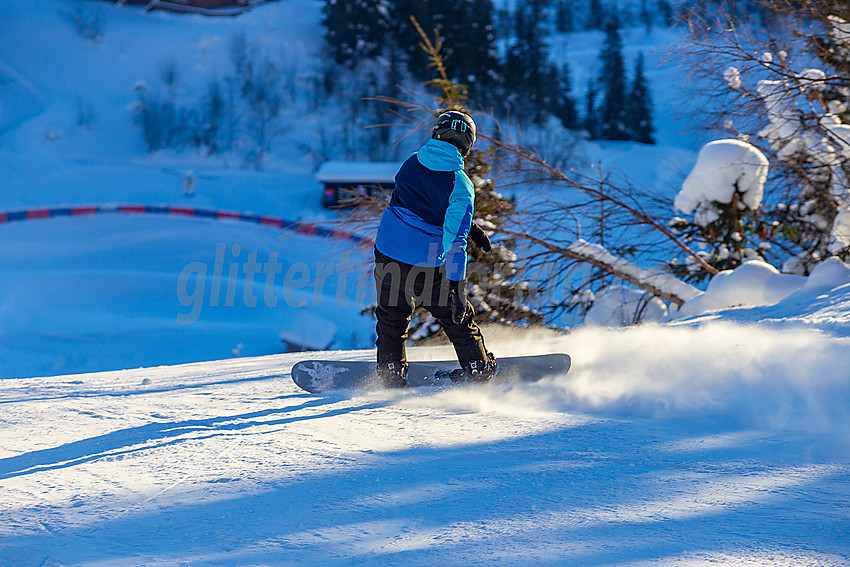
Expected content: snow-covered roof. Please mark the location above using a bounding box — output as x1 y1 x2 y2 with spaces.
315 161 402 184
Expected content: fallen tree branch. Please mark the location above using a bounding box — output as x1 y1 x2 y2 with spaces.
495 227 701 307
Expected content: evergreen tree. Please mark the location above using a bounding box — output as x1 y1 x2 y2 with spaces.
538 62 563 122
656 0 674 26
553 63 578 130
639 0 653 34
375 37 403 157
455 0 502 102
584 78 599 138
626 52 655 143
394 0 501 100
503 0 550 123
554 0 574 33
597 13 630 140
391 0 431 74
199 78 225 153
586 0 604 30
322 0 392 66
494 6 513 42
497 1 578 128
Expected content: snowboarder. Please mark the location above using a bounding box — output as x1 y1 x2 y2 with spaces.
373 110 496 387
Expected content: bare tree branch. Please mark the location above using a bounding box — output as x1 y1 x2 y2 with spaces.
482 132 721 276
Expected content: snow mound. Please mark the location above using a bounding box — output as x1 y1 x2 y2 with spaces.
802 256 850 290
675 260 806 318
674 257 850 320
404 262 850 435
401 274 850 436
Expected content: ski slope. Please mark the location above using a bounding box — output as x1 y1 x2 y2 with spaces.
0 213 376 380
6 263 850 566
0 270 850 566
2 312 850 566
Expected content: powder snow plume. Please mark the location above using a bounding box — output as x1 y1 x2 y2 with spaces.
411 322 850 436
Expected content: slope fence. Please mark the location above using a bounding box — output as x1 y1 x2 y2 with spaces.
0 204 373 245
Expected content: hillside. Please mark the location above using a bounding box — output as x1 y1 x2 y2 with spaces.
0 0 709 379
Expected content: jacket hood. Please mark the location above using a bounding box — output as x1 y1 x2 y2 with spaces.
416 138 464 172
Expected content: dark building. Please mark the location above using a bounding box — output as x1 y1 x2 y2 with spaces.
316 161 401 207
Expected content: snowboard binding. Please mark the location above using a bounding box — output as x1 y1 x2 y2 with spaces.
376 361 408 388
448 352 498 384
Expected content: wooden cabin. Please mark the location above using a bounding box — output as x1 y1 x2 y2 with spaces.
316 161 401 207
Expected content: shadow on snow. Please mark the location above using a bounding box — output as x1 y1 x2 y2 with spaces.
2 391 849 566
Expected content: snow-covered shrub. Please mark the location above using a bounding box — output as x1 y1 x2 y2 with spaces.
676 139 769 215
130 29 402 164
687 7 850 274
228 34 286 168
132 36 285 160
133 83 236 156
189 79 229 156
133 91 187 152
669 139 774 280
131 61 197 152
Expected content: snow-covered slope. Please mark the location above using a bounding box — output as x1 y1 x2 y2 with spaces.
0 0 369 379
3 303 850 566
2 258 850 565
0 213 375 379
0 0 328 212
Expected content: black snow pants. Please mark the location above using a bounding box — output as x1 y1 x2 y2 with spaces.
374 248 489 368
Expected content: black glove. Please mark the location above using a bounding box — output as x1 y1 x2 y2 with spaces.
448 279 471 324
468 223 491 253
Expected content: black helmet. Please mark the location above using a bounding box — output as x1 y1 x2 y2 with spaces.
431 111 476 156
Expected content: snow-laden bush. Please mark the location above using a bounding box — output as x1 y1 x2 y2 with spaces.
691 8 850 274
675 260 805 318
676 139 768 218
133 91 191 152
669 139 773 279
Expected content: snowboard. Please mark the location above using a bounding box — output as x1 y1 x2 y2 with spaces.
291 353 571 393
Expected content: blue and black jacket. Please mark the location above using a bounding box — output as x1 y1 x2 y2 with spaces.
375 139 474 281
